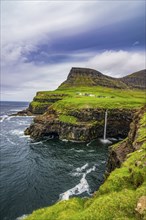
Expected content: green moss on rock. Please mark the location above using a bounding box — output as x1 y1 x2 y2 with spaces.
59 115 78 124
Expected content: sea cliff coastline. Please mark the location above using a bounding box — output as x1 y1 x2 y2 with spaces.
24 68 145 142
19 68 146 219
23 105 146 220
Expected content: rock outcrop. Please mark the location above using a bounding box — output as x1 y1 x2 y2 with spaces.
25 108 135 141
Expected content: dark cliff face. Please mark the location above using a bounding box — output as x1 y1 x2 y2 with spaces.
25 108 135 142
67 67 103 79
107 106 146 173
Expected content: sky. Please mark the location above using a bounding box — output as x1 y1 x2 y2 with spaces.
1 0 146 101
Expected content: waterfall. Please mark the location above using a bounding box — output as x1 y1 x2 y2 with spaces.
103 110 108 140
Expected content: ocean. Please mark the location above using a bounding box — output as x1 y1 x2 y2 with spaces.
0 101 114 220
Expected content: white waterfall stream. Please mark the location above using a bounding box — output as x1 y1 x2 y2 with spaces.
103 110 108 140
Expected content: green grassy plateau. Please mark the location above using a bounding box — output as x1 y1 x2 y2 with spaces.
30 87 145 115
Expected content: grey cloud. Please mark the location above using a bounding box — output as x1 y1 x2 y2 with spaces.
1 50 145 101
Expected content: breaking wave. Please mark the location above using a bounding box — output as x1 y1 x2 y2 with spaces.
59 164 96 200
10 129 24 136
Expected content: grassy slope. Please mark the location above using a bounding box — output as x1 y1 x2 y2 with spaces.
30 87 145 114
25 112 146 220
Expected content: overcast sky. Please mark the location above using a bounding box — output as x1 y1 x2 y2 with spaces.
1 0 146 101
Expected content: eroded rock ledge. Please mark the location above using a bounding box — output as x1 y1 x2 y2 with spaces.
25 108 135 141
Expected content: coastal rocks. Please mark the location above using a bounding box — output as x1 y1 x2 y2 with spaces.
11 109 34 116
25 107 135 142
25 116 102 142
107 106 146 172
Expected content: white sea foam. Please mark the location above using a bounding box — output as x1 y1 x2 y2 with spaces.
11 130 24 136
74 149 84 153
6 116 15 121
7 137 16 145
0 133 16 145
9 109 22 112
85 166 96 175
19 135 31 139
76 163 88 172
16 119 31 125
118 137 124 141
0 115 8 122
60 164 96 200
59 173 89 201
61 139 69 142
70 172 82 177
99 138 112 144
86 141 93 146
16 214 28 220
31 141 43 145
0 115 33 123
108 137 117 141
70 163 89 177
70 148 84 153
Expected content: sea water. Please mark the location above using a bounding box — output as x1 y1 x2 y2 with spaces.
0 101 114 220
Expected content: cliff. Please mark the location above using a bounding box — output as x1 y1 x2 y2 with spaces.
25 108 135 141
24 68 145 141
107 105 146 172
24 106 146 220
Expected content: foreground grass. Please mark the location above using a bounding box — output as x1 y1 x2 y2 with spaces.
25 110 146 220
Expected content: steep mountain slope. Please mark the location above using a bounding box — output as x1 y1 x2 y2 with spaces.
120 69 146 89
59 67 128 89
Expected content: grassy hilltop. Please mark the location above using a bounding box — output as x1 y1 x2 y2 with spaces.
29 68 146 116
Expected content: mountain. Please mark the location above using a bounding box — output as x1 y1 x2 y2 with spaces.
59 67 146 89
120 69 146 89
59 67 127 89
